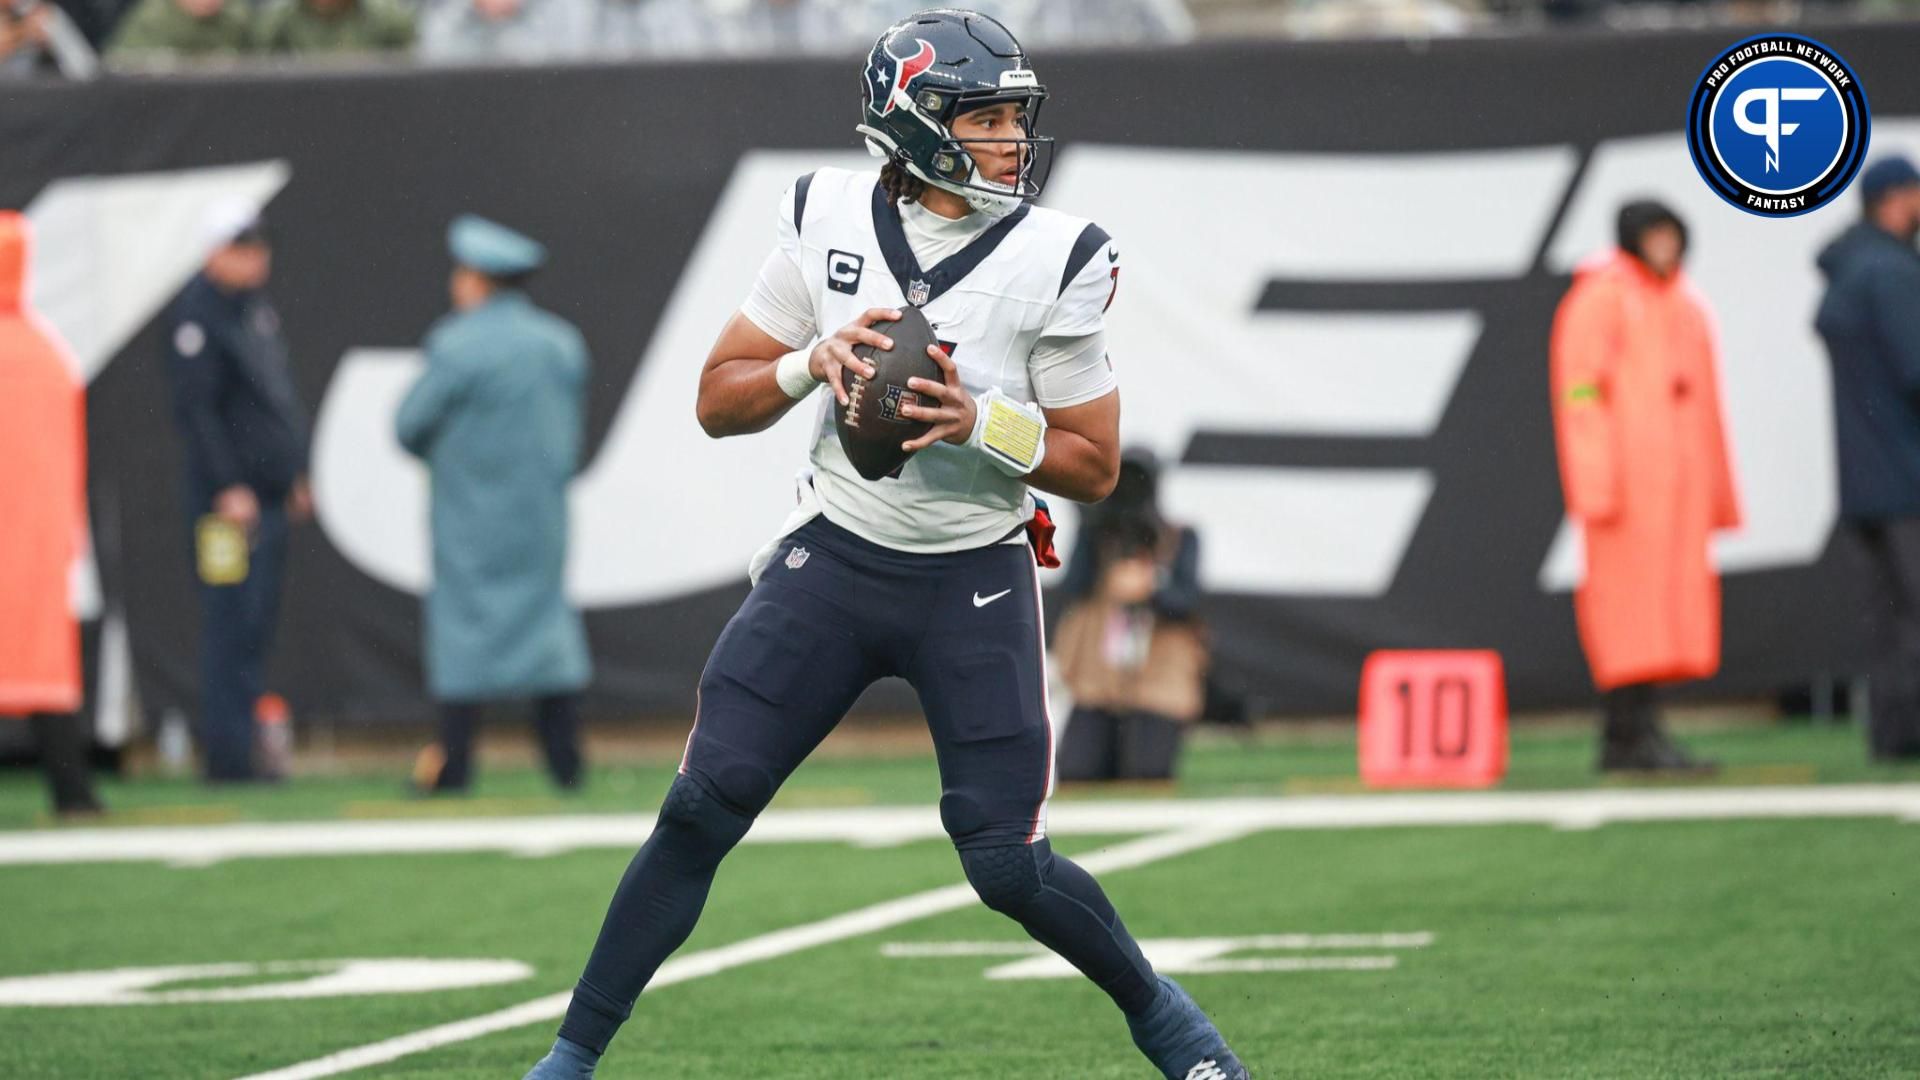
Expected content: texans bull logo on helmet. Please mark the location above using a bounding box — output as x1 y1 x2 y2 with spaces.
871 38 936 117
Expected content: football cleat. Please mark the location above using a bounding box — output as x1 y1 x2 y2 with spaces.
521 1037 597 1080
1128 976 1251 1080
1184 1053 1250 1080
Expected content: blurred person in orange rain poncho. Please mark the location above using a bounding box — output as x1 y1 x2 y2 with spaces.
1550 200 1742 774
0 211 103 815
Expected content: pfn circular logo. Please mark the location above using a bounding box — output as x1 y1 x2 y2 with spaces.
1687 35 1870 218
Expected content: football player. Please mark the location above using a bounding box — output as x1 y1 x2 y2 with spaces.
526 10 1248 1080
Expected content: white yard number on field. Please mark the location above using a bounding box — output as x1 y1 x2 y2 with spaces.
0 958 531 1006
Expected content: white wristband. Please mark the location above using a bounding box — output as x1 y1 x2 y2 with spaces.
967 387 1048 477
774 348 821 400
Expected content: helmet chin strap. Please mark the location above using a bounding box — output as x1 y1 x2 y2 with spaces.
930 172 1023 218
907 155 1023 218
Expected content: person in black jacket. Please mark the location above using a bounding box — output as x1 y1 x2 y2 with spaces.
163 204 311 782
1815 155 1920 761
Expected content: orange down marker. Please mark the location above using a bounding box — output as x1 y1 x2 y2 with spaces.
1357 650 1508 789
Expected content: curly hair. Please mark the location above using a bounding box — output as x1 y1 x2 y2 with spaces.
880 160 926 207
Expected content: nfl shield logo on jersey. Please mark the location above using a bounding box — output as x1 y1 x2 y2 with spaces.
785 546 810 570
906 278 931 307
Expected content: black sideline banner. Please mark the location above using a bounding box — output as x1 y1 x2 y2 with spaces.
4 24 1916 725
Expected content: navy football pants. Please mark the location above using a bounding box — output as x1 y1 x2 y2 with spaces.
197 504 287 782
559 517 1159 1054
686 515 1055 847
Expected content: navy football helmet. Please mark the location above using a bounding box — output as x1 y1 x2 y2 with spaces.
856 9 1053 216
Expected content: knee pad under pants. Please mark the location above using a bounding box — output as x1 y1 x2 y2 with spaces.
652 772 755 872
959 840 1046 915
955 839 1157 1015
959 840 1120 926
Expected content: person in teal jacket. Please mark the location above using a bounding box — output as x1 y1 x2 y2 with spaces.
397 214 591 793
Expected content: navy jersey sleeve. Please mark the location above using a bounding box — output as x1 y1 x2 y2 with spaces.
163 303 243 492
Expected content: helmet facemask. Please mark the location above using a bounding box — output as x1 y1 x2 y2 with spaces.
912 90 1054 216
856 12 1056 218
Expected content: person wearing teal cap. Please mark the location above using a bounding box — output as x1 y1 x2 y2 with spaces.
446 212 547 277
397 214 592 793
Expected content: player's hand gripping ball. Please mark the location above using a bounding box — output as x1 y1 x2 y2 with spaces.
833 305 944 481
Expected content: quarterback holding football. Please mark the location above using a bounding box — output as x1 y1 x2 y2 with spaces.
525 10 1248 1079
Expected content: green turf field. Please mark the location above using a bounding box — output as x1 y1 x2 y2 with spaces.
2 723 1918 1078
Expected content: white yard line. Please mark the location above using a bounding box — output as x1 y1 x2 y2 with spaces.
3 785 1918 867
879 932 1437 959
230 825 1248 1080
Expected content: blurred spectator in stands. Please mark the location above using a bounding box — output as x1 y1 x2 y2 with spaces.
716 0 848 54
1551 199 1740 774
586 0 1192 59
398 216 591 795
1027 0 1193 44
106 0 246 60
47 0 132 50
587 0 698 57
163 203 311 783
1282 0 1476 37
589 0 840 58
253 0 412 55
1052 449 1207 783
0 212 103 817
1815 155 1920 762
2 0 55 74
857 0 1191 47
418 0 590 63
3 0 98 76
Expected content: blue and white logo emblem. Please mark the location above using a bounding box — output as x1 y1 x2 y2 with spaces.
1687 34 1870 217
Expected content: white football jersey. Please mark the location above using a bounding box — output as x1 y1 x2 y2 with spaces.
743 166 1120 555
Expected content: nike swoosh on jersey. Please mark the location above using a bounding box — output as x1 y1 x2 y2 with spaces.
973 589 1013 608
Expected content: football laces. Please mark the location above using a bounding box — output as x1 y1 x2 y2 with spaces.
846 373 866 428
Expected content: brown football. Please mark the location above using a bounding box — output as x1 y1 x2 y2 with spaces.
834 306 943 481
